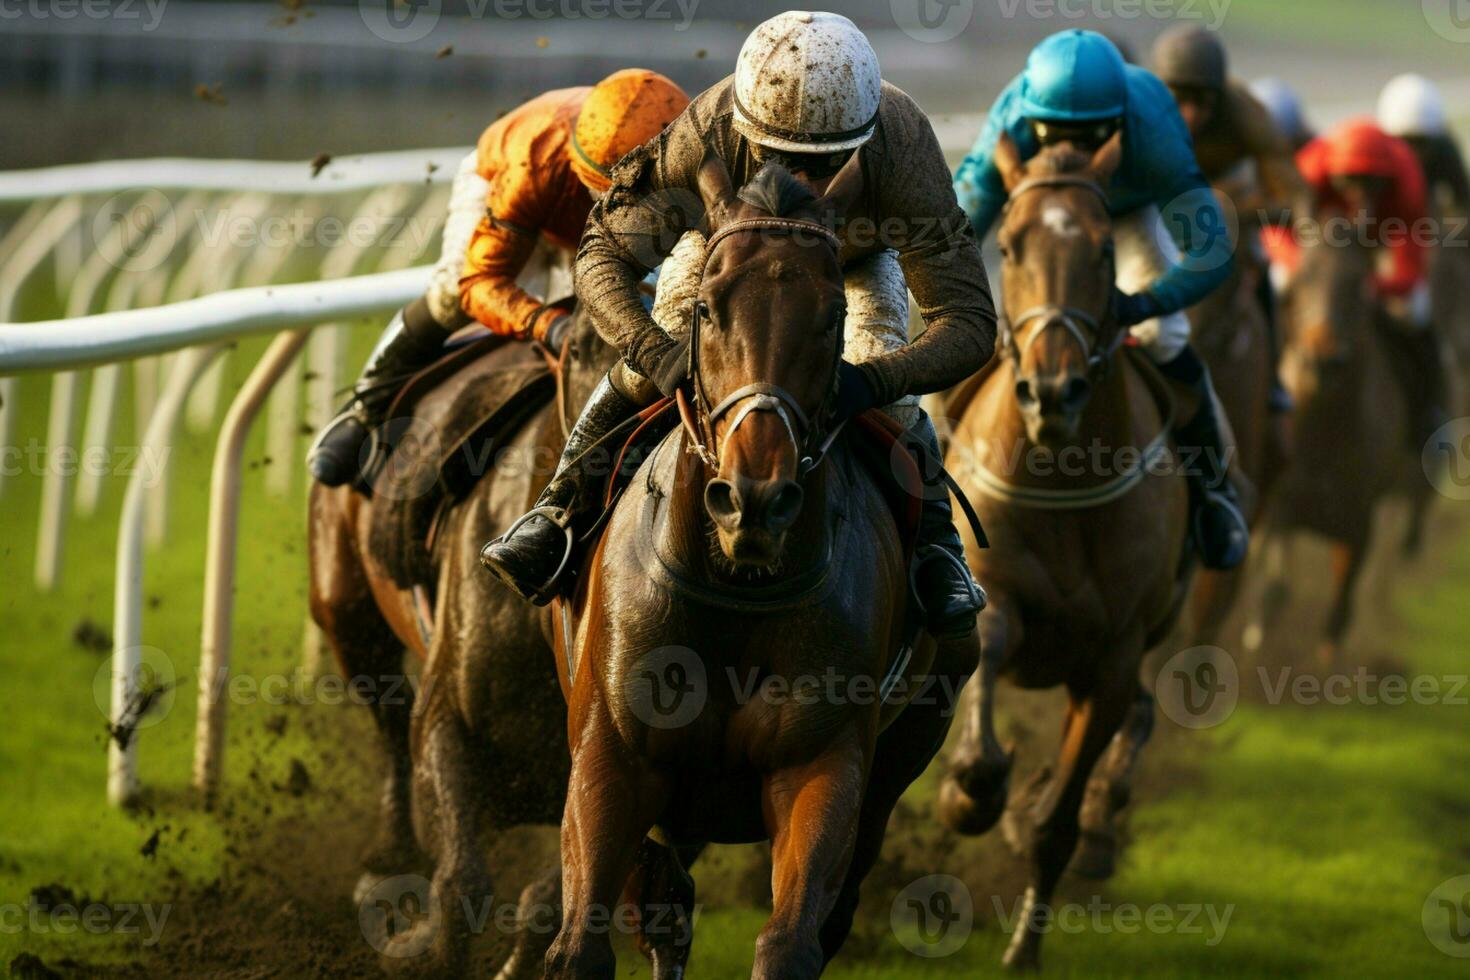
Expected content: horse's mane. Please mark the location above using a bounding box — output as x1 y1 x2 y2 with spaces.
737 162 819 217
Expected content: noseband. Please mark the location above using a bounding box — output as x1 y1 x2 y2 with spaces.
679 216 845 477
997 174 1122 377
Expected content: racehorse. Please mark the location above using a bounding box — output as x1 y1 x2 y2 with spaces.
1248 203 1431 668
544 150 976 979
934 135 1192 971
309 310 698 977
1184 184 1278 649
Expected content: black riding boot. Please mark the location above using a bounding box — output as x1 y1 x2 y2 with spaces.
479 371 642 604
1158 347 1249 571
306 296 453 487
910 413 987 640
1255 264 1293 414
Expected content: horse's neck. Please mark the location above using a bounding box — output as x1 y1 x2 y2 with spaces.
663 431 832 585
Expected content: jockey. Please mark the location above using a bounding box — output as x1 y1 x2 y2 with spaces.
480 10 995 639
1377 73 1470 215
1150 25 1310 420
1251 77 1315 153
1276 117 1447 443
306 69 690 486
954 29 1247 570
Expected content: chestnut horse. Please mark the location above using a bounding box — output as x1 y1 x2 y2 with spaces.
1247 206 1432 667
1184 184 1278 648
309 312 697 977
935 136 1191 971
545 152 975 979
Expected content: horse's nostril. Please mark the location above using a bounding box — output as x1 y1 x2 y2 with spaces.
1015 378 1035 405
765 481 805 531
704 479 741 529
1061 376 1091 407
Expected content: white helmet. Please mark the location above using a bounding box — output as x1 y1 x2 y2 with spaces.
1250 77 1309 146
1377 73 1447 138
732 11 882 154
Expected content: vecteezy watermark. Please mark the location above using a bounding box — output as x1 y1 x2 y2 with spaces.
1424 874 1470 957
1 440 171 487
92 646 178 747
358 873 696 957
1422 0 1470 44
1424 417 1470 501
991 0 1232 30
1 900 171 946
624 645 708 730
1257 666 1469 708
890 0 974 43
359 0 700 45
991 894 1234 945
891 875 974 957
0 0 167 31
1155 645 1239 729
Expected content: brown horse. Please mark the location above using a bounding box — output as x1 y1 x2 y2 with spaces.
935 135 1191 971
1184 185 1278 648
309 312 697 977
544 152 975 979
1247 204 1432 667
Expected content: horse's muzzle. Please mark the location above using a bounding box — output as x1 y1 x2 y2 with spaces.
706 476 804 536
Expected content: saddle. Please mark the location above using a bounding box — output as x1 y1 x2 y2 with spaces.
366 331 559 588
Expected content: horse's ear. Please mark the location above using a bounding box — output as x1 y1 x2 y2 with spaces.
1088 130 1124 185
994 132 1026 193
814 149 865 225
696 144 736 231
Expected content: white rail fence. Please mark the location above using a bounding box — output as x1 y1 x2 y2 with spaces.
0 149 471 806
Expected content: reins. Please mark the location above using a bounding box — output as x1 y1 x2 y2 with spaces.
995 173 1123 379
679 216 847 478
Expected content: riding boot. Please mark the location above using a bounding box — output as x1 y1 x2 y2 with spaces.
1157 346 1249 571
1255 266 1294 414
909 413 988 640
479 370 644 604
306 296 455 486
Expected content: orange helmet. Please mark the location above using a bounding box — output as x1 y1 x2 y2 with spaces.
570 69 689 193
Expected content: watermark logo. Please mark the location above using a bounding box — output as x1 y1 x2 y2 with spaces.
363 416 444 502
360 0 440 43
1423 0 1470 44
1163 187 1239 274
1155 646 1238 729
92 646 177 745
1423 874 1470 957
891 0 974 43
359 874 437 958
623 645 706 729
891 875 973 957
1424 417 1470 500
92 192 178 273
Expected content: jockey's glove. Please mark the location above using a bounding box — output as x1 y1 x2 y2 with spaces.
831 361 879 423
650 337 691 398
542 314 573 353
1111 288 1165 328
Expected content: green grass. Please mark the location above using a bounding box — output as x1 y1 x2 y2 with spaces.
1223 0 1467 61
3 322 1470 977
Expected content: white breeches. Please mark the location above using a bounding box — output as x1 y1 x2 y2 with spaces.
1114 204 1193 364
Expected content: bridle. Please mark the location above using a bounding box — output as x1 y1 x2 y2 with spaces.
996 173 1123 378
677 216 847 478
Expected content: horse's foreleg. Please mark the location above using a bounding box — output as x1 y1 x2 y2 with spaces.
492 864 560 980
1320 537 1368 669
939 604 1016 835
821 633 975 963
1073 687 1156 880
755 732 869 980
1002 649 1139 973
1244 524 1289 654
546 707 670 980
624 839 700 980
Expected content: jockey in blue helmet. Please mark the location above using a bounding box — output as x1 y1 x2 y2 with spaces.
954 29 1248 571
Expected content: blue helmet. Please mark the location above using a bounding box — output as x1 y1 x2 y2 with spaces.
1019 30 1128 122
